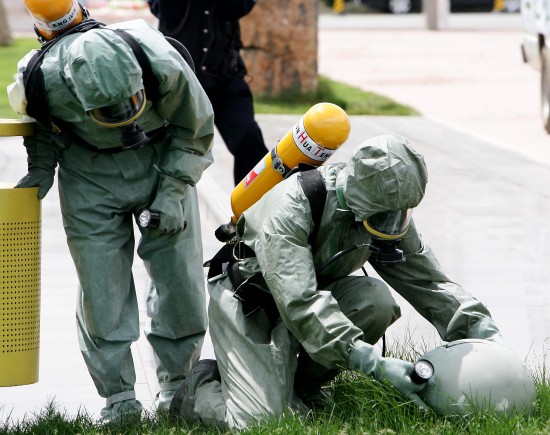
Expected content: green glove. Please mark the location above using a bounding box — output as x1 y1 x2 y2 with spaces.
15 142 58 200
349 340 428 409
16 167 55 200
149 174 188 235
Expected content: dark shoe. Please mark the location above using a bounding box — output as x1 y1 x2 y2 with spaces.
169 382 190 418
169 359 221 419
295 384 334 410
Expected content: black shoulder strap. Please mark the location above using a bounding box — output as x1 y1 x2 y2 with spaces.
23 54 48 127
112 32 196 92
89 29 197 103
298 166 327 246
110 28 160 103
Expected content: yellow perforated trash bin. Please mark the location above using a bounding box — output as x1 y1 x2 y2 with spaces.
0 119 40 386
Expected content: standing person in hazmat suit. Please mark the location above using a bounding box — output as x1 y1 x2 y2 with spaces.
168 134 506 429
8 0 214 422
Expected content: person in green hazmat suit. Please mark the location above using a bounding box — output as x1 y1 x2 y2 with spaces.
168 134 505 429
8 1 214 422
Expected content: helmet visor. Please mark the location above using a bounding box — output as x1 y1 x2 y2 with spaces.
88 89 146 128
363 209 412 240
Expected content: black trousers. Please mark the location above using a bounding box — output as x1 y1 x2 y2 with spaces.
205 76 269 184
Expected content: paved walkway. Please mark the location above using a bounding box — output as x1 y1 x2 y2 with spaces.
318 12 550 167
1 5 549 426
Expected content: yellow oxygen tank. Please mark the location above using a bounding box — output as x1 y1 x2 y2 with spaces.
215 102 350 241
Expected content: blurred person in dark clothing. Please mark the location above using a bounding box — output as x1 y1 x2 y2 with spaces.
148 0 269 184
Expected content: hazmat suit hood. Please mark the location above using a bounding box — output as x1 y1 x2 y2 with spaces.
338 135 428 220
65 29 144 111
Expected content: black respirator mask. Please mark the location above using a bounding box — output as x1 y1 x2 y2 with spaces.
363 209 412 266
88 89 149 150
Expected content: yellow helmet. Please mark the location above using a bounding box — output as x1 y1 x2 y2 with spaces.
24 0 85 41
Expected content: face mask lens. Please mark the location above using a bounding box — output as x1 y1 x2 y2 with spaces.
89 89 146 127
363 209 412 240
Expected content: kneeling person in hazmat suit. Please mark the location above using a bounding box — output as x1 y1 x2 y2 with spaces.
169 134 505 429
8 0 214 422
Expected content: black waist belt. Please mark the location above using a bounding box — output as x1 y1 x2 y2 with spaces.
71 124 168 154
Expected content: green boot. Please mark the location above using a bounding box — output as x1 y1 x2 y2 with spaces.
99 398 143 424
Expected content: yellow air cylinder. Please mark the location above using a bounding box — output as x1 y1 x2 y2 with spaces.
230 102 350 223
0 118 41 387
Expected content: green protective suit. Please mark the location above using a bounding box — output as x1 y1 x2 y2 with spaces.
187 135 502 429
9 19 214 418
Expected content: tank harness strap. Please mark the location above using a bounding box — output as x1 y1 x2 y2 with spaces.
204 241 278 320
109 28 160 103
204 243 233 278
230 265 279 321
271 148 291 177
203 242 255 279
298 167 327 247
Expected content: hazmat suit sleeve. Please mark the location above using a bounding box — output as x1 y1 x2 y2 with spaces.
14 123 61 200
8 51 61 199
242 177 364 369
152 55 214 185
371 220 502 343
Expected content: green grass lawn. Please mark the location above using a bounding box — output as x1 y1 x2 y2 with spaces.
255 75 419 116
1 334 547 434
2 367 548 434
0 38 418 119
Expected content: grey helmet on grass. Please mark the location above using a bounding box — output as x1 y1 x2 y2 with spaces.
417 339 536 416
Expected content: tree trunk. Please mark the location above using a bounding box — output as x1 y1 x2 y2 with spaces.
241 0 319 97
0 0 13 46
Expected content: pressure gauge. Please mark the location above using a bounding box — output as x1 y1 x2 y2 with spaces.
411 359 434 384
138 209 160 228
